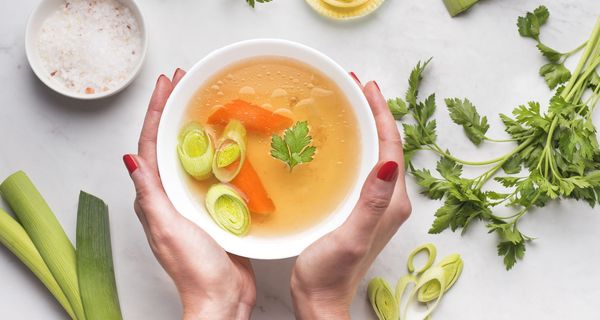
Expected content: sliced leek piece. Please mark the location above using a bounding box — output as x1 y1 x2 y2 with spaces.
407 243 436 275
0 208 76 319
177 122 214 180
305 0 384 20
0 171 86 320
394 274 416 312
205 184 250 236
216 143 241 168
402 266 447 320
417 254 463 302
213 120 247 182
367 277 398 320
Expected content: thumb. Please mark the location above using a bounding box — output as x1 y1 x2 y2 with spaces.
123 154 177 226
342 161 399 239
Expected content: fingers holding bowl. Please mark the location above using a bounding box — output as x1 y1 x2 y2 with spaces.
138 75 174 170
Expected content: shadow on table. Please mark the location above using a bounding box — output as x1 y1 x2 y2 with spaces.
27 71 128 115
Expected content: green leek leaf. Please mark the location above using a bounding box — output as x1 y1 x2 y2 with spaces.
76 191 122 320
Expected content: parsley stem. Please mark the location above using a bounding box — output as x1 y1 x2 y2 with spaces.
426 144 507 166
563 41 588 59
483 136 521 143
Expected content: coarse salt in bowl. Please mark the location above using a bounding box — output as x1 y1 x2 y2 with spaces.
26 0 148 100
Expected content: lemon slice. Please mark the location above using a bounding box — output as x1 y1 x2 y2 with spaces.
305 0 385 20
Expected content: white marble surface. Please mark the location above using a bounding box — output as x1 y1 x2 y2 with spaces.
1 0 599 319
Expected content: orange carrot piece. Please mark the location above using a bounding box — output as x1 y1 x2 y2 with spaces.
208 99 293 134
231 159 275 215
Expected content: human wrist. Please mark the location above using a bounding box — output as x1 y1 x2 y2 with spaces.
182 297 253 320
290 280 350 320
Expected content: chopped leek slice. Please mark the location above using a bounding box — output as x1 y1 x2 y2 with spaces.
216 143 241 168
367 277 398 320
0 171 86 320
0 208 77 319
77 191 122 320
394 274 416 309
177 122 214 180
417 253 463 302
213 120 247 182
407 243 436 274
442 0 479 17
205 184 250 236
402 265 447 320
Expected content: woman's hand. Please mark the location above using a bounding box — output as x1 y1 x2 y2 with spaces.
123 70 256 320
290 75 412 319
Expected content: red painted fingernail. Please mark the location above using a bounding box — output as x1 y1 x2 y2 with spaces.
377 161 398 182
350 71 362 85
123 154 138 174
373 81 381 93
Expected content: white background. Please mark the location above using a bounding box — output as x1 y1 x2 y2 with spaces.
1 0 599 319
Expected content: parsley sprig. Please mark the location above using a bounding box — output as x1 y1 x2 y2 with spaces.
270 121 317 171
518 6 589 89
246 0 273 8
389 6 600 270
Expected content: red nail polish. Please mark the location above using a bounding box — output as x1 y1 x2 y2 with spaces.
377 161 398 182
373 81 381 93
350 72 362 85
123 154 138 174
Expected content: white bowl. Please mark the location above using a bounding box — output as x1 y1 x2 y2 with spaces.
25 0 148 100
157 39 379 260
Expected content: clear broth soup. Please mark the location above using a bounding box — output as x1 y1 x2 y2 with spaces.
184 56 361 236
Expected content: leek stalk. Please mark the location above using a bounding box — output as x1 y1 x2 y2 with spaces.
0 171 86 320
0 208 76 319
76 191 122 320
442 0 479 17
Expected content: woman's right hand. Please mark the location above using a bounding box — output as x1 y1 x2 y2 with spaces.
290 75 412 319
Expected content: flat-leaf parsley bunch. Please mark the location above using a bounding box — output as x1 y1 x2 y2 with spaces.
389 6 600 270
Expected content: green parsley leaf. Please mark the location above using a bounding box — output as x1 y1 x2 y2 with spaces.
387 97 409 120
406 58 432 108
246 0 273 8
445 98 490 145
270 121 316 170
536 43 563 63
497 240 526 270
539 63 571 89
517 5 549 40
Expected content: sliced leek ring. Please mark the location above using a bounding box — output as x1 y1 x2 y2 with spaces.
305 0 385 20
213 120 247 182
368 277 398 320
177 122 214 180
402 265 447 320
205 184 250 236
407 243 437 275
417 254 463 303
394 274 417 309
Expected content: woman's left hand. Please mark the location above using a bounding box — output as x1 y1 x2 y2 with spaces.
123 69 256 320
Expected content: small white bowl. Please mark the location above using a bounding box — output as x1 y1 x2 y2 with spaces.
157 39 379 260
25 0 148 100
